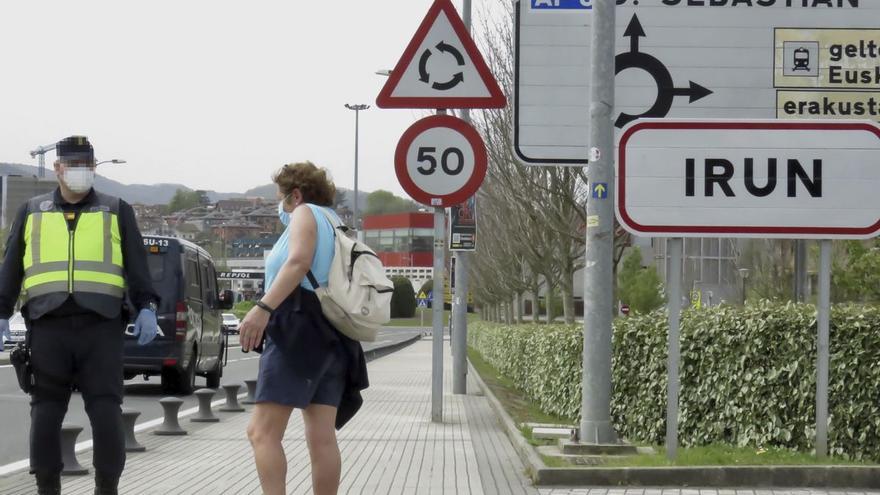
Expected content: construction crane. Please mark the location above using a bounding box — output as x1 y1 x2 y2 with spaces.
29 143 57 178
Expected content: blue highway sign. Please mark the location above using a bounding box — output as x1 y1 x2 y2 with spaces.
530 0 592 10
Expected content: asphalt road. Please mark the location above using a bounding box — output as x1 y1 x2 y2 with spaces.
0 327 423 467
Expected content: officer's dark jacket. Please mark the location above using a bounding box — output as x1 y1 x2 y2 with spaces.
0 188 158 321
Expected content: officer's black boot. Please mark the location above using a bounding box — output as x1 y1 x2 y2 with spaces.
35 472 61 495
94 472 119 495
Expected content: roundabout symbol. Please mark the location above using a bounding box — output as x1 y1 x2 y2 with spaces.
615 14 713 129
419 41 466 91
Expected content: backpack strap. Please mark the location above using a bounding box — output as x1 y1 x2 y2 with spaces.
306 270 321 289
304 206 341 290
311 205 352 235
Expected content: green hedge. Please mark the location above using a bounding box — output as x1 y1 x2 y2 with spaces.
468 301 880 461
391 276 417 318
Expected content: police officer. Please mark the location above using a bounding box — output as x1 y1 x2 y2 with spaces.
0 136 160 495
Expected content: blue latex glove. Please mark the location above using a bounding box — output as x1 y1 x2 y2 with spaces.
0 320 9 348
132 309 159 346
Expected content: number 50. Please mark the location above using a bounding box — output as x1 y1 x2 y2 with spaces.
416 147 465 176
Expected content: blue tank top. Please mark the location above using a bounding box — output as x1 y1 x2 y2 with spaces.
264 204 338 293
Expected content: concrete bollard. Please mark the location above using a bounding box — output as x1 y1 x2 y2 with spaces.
121 408 146 452
242 379 257 405
219 384 245 412
60 424 88 476
191 389 219 423
154 397 187 435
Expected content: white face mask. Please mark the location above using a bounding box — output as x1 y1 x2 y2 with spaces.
278 200 290 226
278 194 295 226
64 168 95 193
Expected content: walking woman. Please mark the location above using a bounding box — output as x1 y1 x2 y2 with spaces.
239 162 369 495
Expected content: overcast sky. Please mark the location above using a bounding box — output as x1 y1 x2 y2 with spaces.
0 0 504 197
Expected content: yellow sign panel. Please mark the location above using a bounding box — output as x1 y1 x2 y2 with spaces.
777 90 880 122
775 28 880 90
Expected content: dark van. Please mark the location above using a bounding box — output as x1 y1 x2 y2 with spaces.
123 236 233 394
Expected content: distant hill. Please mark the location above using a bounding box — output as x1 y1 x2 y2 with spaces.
1 162 372 209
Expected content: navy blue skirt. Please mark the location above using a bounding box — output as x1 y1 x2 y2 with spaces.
253 289 349 409
255 335 347 408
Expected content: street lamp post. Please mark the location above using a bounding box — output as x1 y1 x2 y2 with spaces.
344 103 369 236
739 268 751 305
96 159 127 166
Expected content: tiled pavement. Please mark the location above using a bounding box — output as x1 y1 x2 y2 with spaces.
0 338 535 494
0 338 875 494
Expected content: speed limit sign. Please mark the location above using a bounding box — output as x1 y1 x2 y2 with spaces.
394 115 488 207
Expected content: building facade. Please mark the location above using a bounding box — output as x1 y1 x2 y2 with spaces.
1 175 58 230
362 212 434 289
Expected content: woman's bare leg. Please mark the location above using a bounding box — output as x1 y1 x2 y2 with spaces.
247 402 294 495
302 404 341 495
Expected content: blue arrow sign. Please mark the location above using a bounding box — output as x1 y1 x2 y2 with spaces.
592 182 608 199
531 0 592 9
418 299 428 308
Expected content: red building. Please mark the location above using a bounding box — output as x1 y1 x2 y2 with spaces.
362 212 434 285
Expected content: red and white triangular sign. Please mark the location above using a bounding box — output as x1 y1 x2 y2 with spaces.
376 0 506 109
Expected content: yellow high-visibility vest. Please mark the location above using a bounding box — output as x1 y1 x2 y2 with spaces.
22 201 124 303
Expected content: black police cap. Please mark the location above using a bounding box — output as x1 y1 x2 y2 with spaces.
56 136 95 162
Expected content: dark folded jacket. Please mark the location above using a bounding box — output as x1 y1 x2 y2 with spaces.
265 288 369 429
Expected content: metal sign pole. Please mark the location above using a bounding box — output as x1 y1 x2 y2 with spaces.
432 107 448 424
432 204 446 423
665 238 683 460
452 0 473 396
579 0 617 445
816 239 832 458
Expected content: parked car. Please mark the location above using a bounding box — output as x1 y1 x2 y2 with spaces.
3 312 27 349
221 313 240 335
123 236 233 394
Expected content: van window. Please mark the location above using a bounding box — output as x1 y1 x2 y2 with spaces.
184 252 201 301
146 254 165 283
200 259 218 308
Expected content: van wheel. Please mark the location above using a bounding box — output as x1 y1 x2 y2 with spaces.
205 343 224 389
177 348 197 395
160 368 177 394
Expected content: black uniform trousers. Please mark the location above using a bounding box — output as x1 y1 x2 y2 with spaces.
29 312 125 478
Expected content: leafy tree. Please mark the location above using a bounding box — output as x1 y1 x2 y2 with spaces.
617 247 665 315
166 189 202 214
390 276 417 318
334 189 348 209
832 239 880 303
364 190 416 216
196 190 211 205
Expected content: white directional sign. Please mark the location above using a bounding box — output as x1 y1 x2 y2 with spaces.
395 115 488 207
514 0 880 166
616 120 880 239
377 0 505 109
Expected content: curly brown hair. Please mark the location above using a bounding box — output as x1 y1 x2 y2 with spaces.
272 161 336 207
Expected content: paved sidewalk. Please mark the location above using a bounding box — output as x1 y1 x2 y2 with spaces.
0 338 537 494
